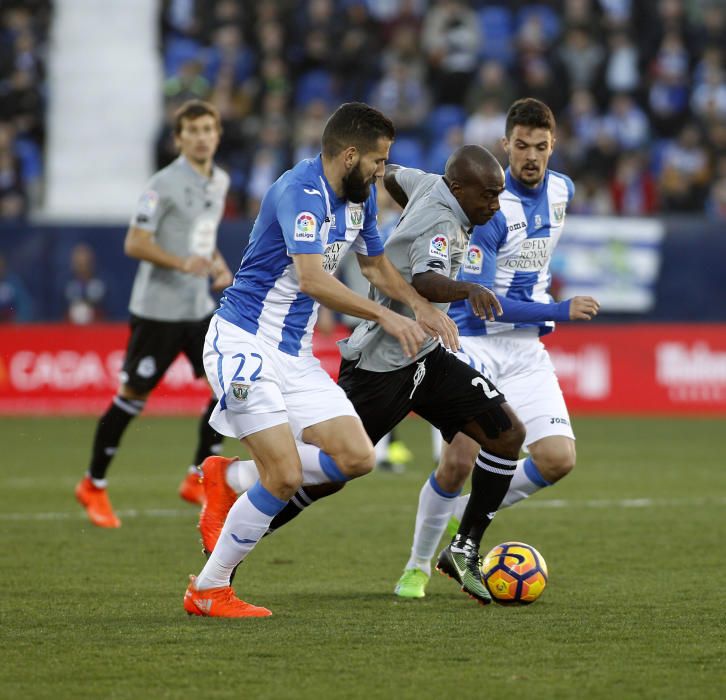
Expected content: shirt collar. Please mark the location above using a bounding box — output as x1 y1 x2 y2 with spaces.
312 154 346 207
505 167 547 199
178 155 215 184
432 176 471 231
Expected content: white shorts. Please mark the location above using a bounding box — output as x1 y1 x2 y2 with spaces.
204 316 358 440
456 328 575 446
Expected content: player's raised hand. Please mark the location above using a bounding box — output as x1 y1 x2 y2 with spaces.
413 301 459 350
467 284 503 321
569 296 600 321
379 308 427 359
183 254 212 277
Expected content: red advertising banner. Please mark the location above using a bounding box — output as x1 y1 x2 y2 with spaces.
0 323 724 415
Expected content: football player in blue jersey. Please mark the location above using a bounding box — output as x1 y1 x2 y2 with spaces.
183 102 460 617
394 98 600 599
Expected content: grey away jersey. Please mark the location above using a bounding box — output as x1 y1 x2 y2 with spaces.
339 168 471 372
128 156 230 321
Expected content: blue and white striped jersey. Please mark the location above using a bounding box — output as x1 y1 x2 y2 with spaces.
217 155 383 356
450 167 574 337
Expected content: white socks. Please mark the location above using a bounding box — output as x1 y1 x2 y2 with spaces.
225 460 258 494
195 482 287 590
405 472 460 576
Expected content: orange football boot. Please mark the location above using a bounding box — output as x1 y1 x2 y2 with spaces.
198 455 238 553
75 476 121 528
178 469 205 505
183 576 271 618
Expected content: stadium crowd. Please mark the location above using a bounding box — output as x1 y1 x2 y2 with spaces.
156 0 726 221
0 0 725 222
0 0 50 220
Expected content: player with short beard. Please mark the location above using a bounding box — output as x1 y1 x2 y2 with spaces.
182 102 458 617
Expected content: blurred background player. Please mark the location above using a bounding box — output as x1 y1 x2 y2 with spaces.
75 99 233 528
395 98 600 599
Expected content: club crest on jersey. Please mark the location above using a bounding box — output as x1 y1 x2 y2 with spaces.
429 235 449 260
294 212 317 241
346 203 364 229
231 382 250 401
463 245 483 274
534 214 543 229
553 202 566 223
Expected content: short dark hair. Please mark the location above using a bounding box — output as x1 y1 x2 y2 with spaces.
505 98 556 138
321 102 395 157
173 100 221 135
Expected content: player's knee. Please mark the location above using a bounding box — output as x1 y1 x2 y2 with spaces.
437 454 473 490
271 468 303 499
337 442 376 479
499 415 526 455
535 445 576 483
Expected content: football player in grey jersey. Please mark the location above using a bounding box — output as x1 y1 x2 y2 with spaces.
75 100 233 528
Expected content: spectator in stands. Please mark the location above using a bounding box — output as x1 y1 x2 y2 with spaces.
610 151 658 215
64 243 107 325
601 93 650 150
463 97 507 154
647 30 692 138
557 25 605 92
369 60 430 138
706 153 726 221
464 60 515 116
0 253 33 322
598 30 640 99
658 122 712 212
421 0 480 106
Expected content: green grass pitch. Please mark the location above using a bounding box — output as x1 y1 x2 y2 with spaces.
1 416 724 699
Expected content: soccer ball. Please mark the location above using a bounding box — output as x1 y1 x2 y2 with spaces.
481 541 548 605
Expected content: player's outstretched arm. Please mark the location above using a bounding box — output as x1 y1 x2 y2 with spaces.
293 253 425 358
412 271 502 321
356 253 459 350
494 295 600 323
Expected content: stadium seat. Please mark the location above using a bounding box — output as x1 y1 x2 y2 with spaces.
295 70 336 108
477 6 514 64
516 4 562 44
388 138 426 170
164 36 203 76
427 106 467 141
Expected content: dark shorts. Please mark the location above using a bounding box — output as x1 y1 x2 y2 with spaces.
121 314 212 393
337 345 508 445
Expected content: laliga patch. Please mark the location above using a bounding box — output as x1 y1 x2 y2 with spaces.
346 203 364 230
294 212 317 241
429 235 449 260
231 382 251 401
137 190 159 218
463 245 483 274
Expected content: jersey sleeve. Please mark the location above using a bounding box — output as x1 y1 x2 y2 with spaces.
392 167 428 199
410 219 459 278
351 184 384 256
130 173 171 233
459 213 507 287
277 183 328 255
562 173 575 203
